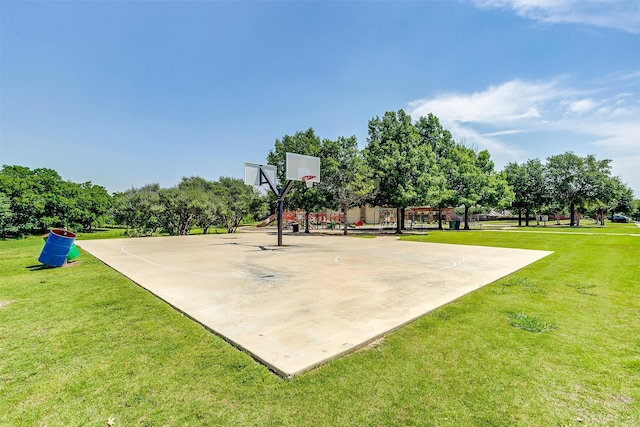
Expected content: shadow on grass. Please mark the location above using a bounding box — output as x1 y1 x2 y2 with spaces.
26 264 54 271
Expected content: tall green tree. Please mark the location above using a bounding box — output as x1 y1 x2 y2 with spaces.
0 193 14 236
111 184 164 236
0 166 49 233
588 175 634 225
414 114 456 230
65 182 112 232
0 165 82 234
158 187 201 235
178 176 221 234
503 162 528 226
213 177 264 233
545 152 583 226
157 176 220 236
320 136 374 235
503 159 548 226
364 110 435 233
0 165 113 235
545 152 614 226
450 144 510 229
632 199 640 220
610 180 634 217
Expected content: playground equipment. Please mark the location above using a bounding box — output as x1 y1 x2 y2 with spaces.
256 214 277 227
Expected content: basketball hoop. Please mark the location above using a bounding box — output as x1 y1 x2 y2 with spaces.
301 175 316 189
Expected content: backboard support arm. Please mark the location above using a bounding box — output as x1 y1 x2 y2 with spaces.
259 167 278 196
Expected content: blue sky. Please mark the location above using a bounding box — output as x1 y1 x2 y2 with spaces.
1 0 639 196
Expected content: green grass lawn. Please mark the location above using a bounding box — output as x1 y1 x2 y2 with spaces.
475 220 640 232
1 230 639 426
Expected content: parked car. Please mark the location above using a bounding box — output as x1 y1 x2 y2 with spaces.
612 214 632 223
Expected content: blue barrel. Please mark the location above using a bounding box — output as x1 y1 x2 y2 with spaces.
43 234 80 262
38 229 77 267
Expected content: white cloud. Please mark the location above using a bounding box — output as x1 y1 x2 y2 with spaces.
581 118 640 153
407 79 567 124
446 121 528 166
406 76 640 195
568 98 597 114
483 129 532 137
474 0 640 34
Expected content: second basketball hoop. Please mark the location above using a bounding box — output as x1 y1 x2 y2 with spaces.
286 152 320 187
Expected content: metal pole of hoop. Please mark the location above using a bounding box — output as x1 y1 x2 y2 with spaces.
276 181 294 247
277 197 283 247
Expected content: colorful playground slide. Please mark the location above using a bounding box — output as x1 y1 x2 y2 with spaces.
257 214 277 227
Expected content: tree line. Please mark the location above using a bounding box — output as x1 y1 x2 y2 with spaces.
0 166 112 237
0 166 268 237
1 110 636 238
504 154 634 227
269 111 512 234
110 177 267 236
270 110 635 234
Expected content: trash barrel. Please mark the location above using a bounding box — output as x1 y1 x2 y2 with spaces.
292 223 299 232
455 220 461 230
449 220 455 229
38 229 77 267
43 234 80 261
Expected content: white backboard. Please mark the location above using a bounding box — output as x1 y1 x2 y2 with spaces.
244 163 277 188
286 152 320 183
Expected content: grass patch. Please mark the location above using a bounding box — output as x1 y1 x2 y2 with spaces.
76 227 127 240
499 276 547 294
490 221 640 234
566 282 598 296
507 311 557 333
1 231 639 425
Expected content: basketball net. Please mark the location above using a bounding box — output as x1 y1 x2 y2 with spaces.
301 175 316 189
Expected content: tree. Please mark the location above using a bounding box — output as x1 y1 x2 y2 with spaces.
157 177 219 236
364 110 435 233
545 152 584 226
320 136 374 235
504 159 548 226
0 193 14 236
0 166 47 234
0 165 69 234
504 162 528 226
611 181 634 216
213 177 264 233
414 114 456 230
66 182 112 232
449 144 511 230
0 165 114 235
588 176 634 225
632 199 640 221
178 177 221 234
158 188 197 235
545 152 615 226
481 169 514 219
524 159 550 226
111 184 164 236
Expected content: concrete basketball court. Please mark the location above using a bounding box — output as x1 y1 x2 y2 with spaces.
78 231 552 378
